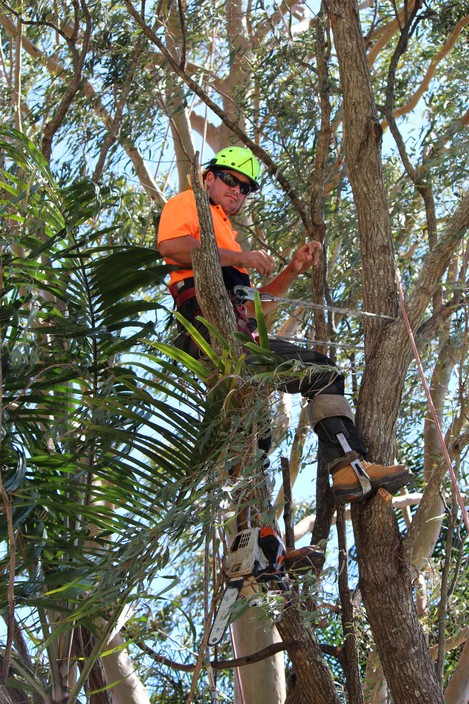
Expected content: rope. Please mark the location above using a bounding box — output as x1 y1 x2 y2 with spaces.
396 269 469 535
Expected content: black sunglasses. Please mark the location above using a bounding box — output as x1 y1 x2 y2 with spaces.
213 170 254 196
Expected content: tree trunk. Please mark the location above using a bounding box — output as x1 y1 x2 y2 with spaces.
414 335 455 571
276 601 341 704
363 645 387 704
232 617 286 704
444 636 469 704
353 492 444 703
327 2 446 702
190 153 342 703
101 632 152 704
190 155 288 703
190 155 242 355
165 4 196 188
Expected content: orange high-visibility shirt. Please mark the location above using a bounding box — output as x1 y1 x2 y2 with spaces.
157 189 248 286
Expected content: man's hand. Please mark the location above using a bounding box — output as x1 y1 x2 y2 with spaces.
288 241 322 275
239 249 276 277
248 240 322 316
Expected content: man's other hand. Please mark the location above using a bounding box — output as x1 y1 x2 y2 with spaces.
288 241 322 275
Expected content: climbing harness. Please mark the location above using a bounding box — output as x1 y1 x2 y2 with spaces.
170 278 258 339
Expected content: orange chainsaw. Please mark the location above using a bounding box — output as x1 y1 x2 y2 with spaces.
208 527 288 647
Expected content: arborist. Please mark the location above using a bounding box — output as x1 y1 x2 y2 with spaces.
157 145 413 505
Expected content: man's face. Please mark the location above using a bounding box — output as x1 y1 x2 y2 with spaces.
205 169 252 215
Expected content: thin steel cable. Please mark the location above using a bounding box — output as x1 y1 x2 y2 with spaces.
233 285 395 321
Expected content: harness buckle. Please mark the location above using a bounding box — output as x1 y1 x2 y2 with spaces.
233 285 254 303
233 285 275 304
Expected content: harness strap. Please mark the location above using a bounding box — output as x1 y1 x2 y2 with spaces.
169 283 197 308
169 278 258 340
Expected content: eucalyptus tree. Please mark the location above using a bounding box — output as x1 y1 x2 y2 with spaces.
0 0 468 703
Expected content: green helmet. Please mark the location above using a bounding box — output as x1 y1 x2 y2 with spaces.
208 146 261 191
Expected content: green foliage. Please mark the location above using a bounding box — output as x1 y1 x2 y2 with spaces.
0 127 327 702
0 126 221 701
0 0 468 700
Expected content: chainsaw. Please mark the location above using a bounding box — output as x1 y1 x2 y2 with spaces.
208 527 289 647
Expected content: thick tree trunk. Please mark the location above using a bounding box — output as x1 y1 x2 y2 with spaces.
232 617 285 704
353 492 444 703
101 633 152 704
276 602 341 704
73 626 151 704
326 0 398 340
327 2 446 702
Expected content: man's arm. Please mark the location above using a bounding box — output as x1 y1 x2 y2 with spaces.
246 241 322 317
158 236 277 276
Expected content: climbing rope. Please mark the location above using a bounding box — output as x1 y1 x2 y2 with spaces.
396 270 469 535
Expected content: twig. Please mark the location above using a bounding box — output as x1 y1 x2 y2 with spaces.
122 0 311 231
281 457 295 550
336 505 364 704
0 245 16 680
435 485 458 684
397 270 469 550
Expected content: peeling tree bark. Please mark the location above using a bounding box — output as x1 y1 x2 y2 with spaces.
190 156 242 354
326 1 449 702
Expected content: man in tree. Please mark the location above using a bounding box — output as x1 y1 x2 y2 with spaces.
157 145 413 504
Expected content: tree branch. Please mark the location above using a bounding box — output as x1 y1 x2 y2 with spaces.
123 0 311 231
443 630 469 704
405 191 469 330
366 0 419 66
390 15 469 122
41 0 92 161
403 428 469 558
92 36 146 182
189 153 242 355
135 638 288 671
0 11 166 204
310 6 332 345
337 505 364 703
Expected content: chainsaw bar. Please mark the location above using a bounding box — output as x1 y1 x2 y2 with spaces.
208 578 244 647
208 527 288 647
